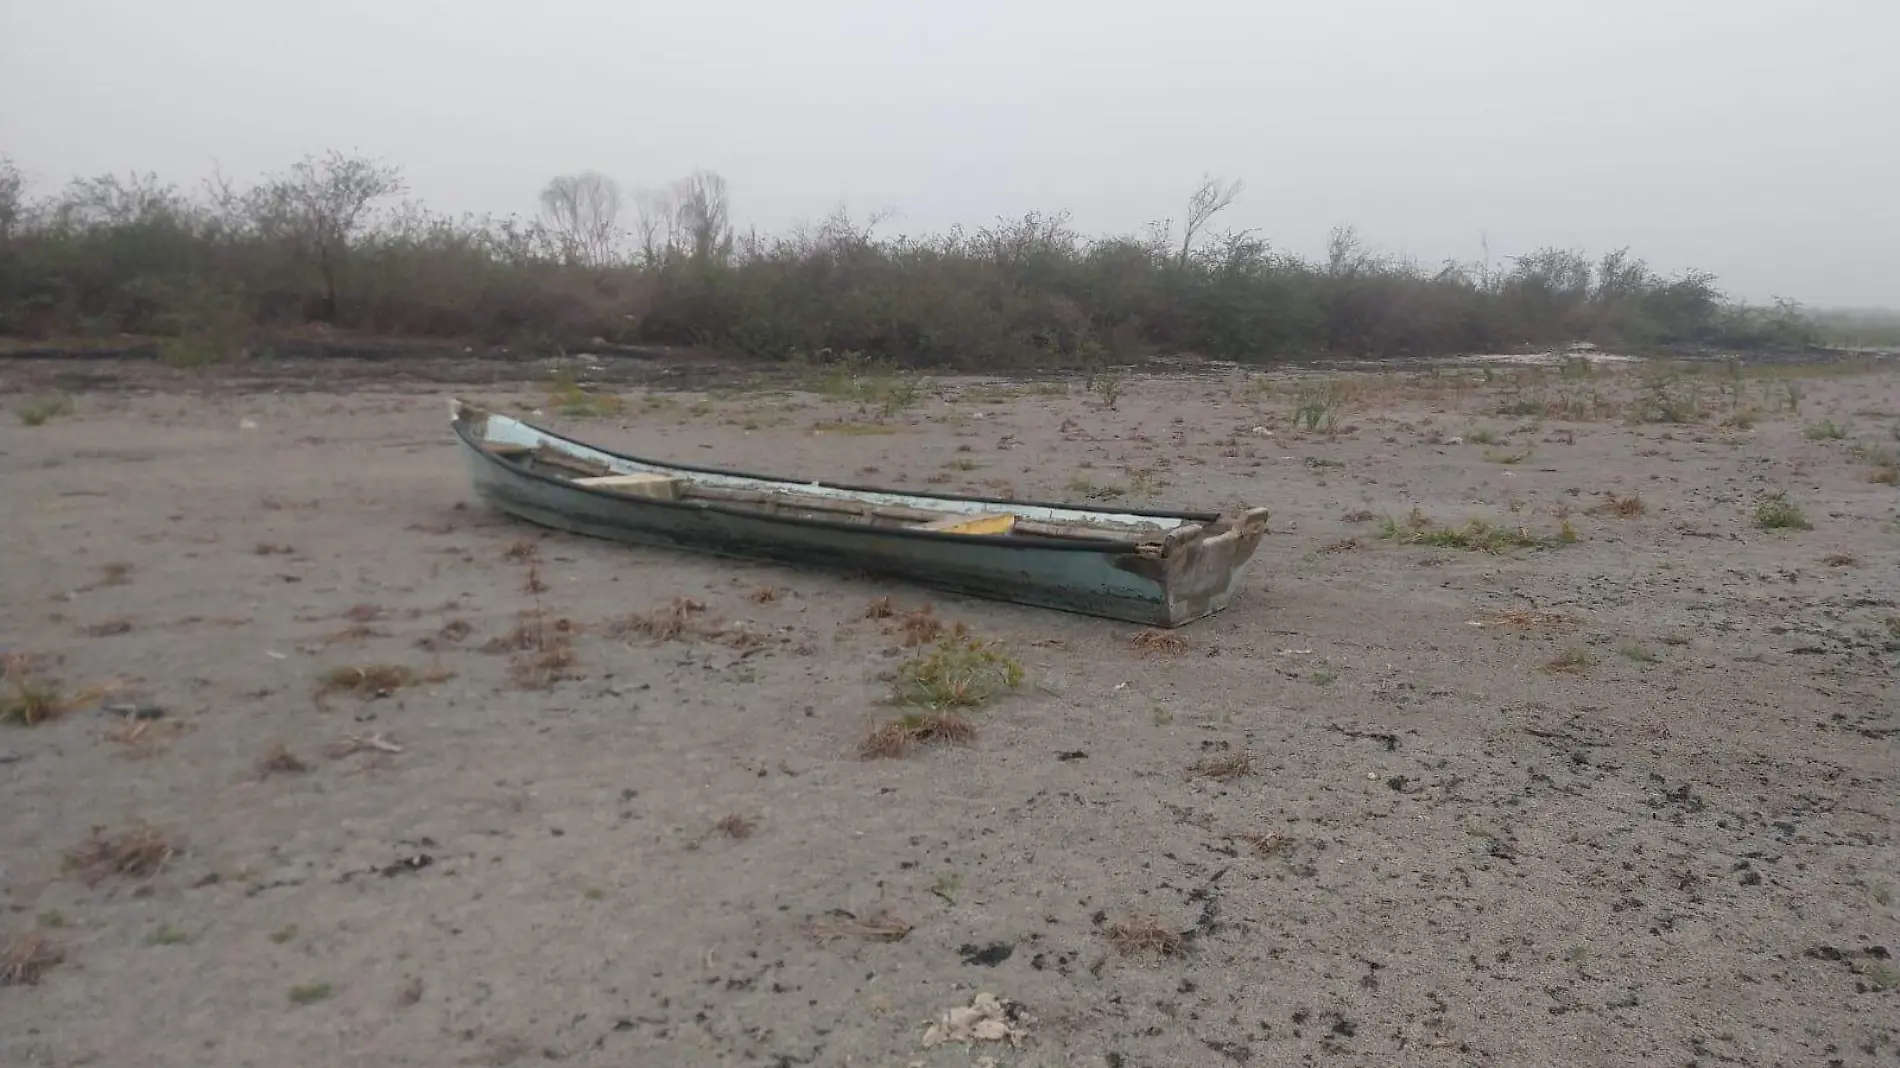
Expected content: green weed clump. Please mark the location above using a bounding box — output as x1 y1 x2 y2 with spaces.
1753 494 1810 530
893 633 1024 710
14 396 73 426
1375 509 1568 552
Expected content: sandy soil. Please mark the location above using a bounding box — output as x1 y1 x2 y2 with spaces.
1 355 1896 1068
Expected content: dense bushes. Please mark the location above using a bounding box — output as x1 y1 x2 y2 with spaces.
0 152 1810 367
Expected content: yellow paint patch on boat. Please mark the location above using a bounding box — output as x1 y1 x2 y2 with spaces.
916 512 1017 536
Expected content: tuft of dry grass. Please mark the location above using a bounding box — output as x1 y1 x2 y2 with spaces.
897 605 945 647
863 596 896 620
254 542 296 555
1238 833 1295 860
1189 749 1256 781
1104 918 1187 957
609 597 708 641
1467 608 1577 630
325 732 403 759
255 742 310 777
314 662 448 702
81 618 135 638
1 655 69 727
1822 552 1860 568
64 824 175 886
322 623 384 645
749 585 781 604
1589 492 1646 517
713 814 757 840
805 909 913 944
858 711 978 759
509 641 577 690
1131 630 1188 656
521 565 549 595
503 538 540 561
1543 648 1596 674
103 717 193 758
0 932 64 986
340 603 383 623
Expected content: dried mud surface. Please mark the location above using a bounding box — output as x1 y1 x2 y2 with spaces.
2 357 1896 1068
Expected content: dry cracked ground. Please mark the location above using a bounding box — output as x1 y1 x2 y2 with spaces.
1 353 1896 1068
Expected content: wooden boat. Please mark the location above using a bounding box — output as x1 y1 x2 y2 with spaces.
449 399 1270 627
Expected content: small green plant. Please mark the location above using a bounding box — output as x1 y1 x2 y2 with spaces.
1544 648 1595 674
270 925 298 944
929 872 962 903
146 924 192 946
547 366 625 418
1066 477 1126 500
1754 494 1811 530
14 395 74 426
1092 368 1126 410
1803 419 1848 440
1467 427 1502 445
1618 644 1659 663
893 634 1024 709
1290 378 1348 432
288 981 334 1005
1860 962 1900 992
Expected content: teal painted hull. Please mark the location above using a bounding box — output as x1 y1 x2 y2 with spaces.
450 400 1268 627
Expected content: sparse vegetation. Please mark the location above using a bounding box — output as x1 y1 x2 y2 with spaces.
1 932 63 986
1590 492 1646 517
288 982 334 1005
1376 509 1566 552
1754 494 1811 531
1544 649 1596 674
64 823 175 886
0 654 68 726
1105 918 1187 957
857 711 978 759
14 395 73 426
892 633 1023 710
1131 630 1188 656
713 814 757 840
1190 749 1256 781
314 662 442 701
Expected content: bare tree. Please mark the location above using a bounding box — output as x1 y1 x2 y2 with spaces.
0 156 23 239
236 151 405 321
1325 224 1372 277
671 169 733 265
630 186 673 267
538 171 622 267
1180 174 1243 264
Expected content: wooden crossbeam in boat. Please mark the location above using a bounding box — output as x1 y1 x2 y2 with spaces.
573 473 684 501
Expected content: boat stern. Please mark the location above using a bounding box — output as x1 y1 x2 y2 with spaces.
1148 507 1270 627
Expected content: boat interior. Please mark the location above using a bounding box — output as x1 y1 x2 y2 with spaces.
472 428 1221 550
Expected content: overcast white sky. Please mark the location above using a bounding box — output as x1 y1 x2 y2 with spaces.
3 0 1896 306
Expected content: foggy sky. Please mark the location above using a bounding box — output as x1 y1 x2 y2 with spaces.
3 0 1896 306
